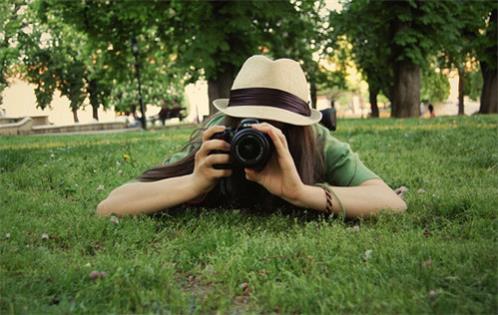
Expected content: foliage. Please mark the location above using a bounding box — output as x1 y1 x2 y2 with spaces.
420 68 450 104
17 1 88 113
330 0 484 116
437 2 493 70
0 0 24 105
474 5 498 72
262 0 345 98
464 70 483 101
1 115 497 313
329 3 393 100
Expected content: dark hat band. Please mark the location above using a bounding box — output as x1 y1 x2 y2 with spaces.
227 88 311 116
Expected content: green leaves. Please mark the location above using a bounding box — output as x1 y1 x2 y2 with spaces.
420 68 450 103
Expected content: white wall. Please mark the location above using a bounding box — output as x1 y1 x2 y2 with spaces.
1 79 209 125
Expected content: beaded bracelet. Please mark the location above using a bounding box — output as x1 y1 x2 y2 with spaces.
317 183 346 218
318 184 333 214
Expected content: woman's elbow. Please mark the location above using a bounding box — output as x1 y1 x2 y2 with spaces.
390 195 407 213
96 199 113 217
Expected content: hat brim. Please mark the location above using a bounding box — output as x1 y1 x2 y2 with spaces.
213 99 322 126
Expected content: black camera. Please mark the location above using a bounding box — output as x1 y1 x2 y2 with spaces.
319 108 337 131
210 118 274 171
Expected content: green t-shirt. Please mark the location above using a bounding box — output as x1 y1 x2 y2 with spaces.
164 114 379 186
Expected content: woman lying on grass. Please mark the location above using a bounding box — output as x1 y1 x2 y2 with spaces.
97 55 407 218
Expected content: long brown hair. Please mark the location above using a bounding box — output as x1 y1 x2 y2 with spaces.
137 114 326 209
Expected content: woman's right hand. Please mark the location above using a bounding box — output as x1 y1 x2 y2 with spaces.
190 125 232 195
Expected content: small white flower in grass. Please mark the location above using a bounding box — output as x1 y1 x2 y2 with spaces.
203 264 215 275
363 249 373 261
417 188 426 194
41 233 49 240
352 225 360 232
422 258 432 268
96 184 104 192
5 233 11 239
110 215 119 225
428 289 438 299
50 153 55 158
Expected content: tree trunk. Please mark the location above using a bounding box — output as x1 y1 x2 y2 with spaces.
478 8 497 114
88 78 99 121
72 108 79 123
130 105 137 119
391 61 420 118
207 67 235 115
479 62 498 114
310 80 317 109
369 84 380 118
92 106 98 121
457 67 465 115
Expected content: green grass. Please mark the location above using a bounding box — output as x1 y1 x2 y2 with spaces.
1 115 497 314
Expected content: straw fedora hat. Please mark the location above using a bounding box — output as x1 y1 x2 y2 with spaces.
213 55 322 126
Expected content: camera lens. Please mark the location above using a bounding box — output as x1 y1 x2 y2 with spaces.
232 128 272 170
236 135 263 162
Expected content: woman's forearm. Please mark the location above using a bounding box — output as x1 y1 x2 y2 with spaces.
291 180 407 218
96 174 202 217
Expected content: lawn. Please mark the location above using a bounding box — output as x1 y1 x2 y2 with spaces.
1 115 497 314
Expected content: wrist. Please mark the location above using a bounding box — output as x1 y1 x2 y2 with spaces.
283 183 308 207
186 173 209 197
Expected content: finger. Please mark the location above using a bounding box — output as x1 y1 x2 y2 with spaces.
204 153 231 167
251 123 287 148
202 125 226 142
244 168 260 182
251 122 277 133
197 139 231 158
210 168 232 178
270 128 288 149
252 125 288 159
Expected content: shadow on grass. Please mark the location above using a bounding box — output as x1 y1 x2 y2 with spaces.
149 205 364 229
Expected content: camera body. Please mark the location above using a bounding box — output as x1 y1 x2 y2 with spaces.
319 108 337 131
211 118 274 171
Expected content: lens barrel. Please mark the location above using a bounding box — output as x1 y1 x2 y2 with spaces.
232 128 273 170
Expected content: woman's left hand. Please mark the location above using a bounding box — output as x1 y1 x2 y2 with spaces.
244 123 305 204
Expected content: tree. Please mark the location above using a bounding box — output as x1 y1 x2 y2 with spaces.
0 0 23 106
51 0 338 117
478 8 497 113
258 0 347 109
329 5 393 117
49 0 189 124
332 0 463 118
17 1 100 122
436 2 495 115
166 0 340 114
168 1 284 114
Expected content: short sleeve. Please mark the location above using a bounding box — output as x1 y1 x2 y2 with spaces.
316 124 379 186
